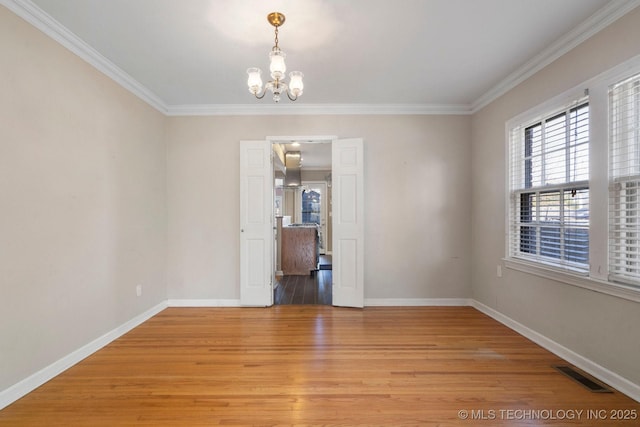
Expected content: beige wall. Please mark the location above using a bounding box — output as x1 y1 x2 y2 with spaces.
6 0 640 404
167 115 472 300
471 7 640 385
0 7 167 391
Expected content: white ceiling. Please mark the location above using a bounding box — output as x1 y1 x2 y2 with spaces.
10 0 639 115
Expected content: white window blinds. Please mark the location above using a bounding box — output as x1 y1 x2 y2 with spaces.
609 73 640 287
509 101 590 271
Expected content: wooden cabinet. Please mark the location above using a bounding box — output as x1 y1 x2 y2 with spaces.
281 226 318 275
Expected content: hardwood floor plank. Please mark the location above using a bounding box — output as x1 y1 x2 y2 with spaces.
1 306 638 426
317 270 331 305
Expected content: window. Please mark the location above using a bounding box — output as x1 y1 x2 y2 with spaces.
505 56 640 301
509 101 590 272
609 73 640 286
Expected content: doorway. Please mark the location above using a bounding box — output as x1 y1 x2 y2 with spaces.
239 137 364 308
272 140 333 305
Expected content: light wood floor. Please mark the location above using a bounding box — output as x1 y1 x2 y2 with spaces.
1 306 638 426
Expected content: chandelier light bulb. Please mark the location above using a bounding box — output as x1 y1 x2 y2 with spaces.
288 71 304 97
246 68 263 94
269 49 286 80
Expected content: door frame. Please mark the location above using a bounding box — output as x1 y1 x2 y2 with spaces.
241 135 363 307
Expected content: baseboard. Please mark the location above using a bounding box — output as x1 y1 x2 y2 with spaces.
167 299 241 307
168 298 470 307
470 300 640 403
0 301 167 410
364 298 472 306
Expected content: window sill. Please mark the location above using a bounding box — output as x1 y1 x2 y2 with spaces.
503 257 640 303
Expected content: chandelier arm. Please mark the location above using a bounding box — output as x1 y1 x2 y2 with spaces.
253 89 268 100
286 90 298 102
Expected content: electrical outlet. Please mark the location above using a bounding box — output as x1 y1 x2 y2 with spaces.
136 285 142 297
497 265 503 278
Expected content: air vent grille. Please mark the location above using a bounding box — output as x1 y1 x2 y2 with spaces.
553 365 612 393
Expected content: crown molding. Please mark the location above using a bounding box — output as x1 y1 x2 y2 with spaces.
165 103 473 116
2 0 471 117
4 0 639 117
471 0 640 113
2 0 169 114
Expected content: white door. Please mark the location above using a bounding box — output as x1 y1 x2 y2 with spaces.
332 138 364 308
240 140 273 306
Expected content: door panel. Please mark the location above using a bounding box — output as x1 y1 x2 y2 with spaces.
332 138 364 308
240 140 273 306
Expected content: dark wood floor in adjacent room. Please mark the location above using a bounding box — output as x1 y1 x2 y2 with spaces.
1 306 638 426
274 270 332 305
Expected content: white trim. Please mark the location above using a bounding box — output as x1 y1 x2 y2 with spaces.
471 300 640 403
472 0 640 113
504 258 640 303
4 0 639 116
167 299 242 307
165 103 472 116
0 301 167 410
505 86 589 131
364 298 472 307
1 0 169 114
266 135 338 143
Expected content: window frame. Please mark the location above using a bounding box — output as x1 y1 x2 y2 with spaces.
504 54 640 303
608 73 640 287
508 99 591 273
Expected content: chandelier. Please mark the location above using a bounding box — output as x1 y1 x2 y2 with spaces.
246 12 304 102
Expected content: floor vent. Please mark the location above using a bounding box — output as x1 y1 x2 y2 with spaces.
553 365 613 393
